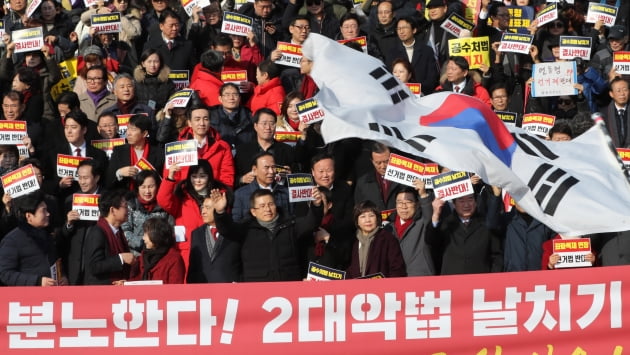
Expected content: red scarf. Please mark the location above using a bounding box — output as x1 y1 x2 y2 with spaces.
394 216 413 239
96 217 131 281
137 196 157 213
129 141 150 190
287 118 300 131
117 97 137 114
314 214 335 257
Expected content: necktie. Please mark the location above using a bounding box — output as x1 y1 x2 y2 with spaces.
75 148 82 157
210 226 218 241
618 109 627 144
167 41 173 51
454 85 460 93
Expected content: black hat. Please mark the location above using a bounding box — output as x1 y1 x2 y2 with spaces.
426 0 447 8
608 25 626 40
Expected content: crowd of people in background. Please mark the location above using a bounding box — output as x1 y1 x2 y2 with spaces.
0 0 629 286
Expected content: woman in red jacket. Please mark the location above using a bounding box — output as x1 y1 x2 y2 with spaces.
157 160 232 272
248 60 286 116
131 217 185 284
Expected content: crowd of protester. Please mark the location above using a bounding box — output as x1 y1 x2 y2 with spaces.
0 0 629 286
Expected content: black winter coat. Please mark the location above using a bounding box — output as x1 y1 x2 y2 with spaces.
0 224 58 286
133 65 176 112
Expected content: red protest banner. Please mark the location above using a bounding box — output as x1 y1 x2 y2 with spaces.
1 266 628 354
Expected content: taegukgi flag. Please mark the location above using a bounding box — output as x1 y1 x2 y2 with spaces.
302 33 630 237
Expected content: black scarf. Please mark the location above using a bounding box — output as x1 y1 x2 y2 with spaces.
141 246 169 280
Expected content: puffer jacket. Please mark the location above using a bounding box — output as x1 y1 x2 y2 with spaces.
121 197 175 256
134 65 176 112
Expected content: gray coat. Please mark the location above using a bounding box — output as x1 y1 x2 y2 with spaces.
121 197 174 256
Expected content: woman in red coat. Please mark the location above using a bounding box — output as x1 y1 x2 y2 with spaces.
248 60 285 116
131 217 185 284
157 160 231 272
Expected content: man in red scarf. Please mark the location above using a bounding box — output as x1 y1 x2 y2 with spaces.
106 114 164 190
83 189 136 285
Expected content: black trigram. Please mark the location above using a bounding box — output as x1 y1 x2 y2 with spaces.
369 66 409 104
368 123 435 152
527 163 579 216
512 133 559 160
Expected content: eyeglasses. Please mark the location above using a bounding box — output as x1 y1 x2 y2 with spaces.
292 24 311 31
550 22 564 28
86 77 104 82
306 0 321 5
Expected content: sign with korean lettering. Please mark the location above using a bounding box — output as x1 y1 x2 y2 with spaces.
406 83 421 98
169 70 190 90
385 153 438 188
535 3 557 27
274 42 302 68
337 36 367 53
234 0 251 10
531 61 577 97
552 238 592 268
380 208 394 222
17 144 29 160
91 138 126 158
221 12 253 36
522 113 556 137
71 193 100 221
495 111 517 127
296 98 325 125
613 51 630 75
431 171 473 201
3 265 627 353
461 0 481 26
116 114 131 138
164 140 198 168
274 131 301 146
221 70 248 92
498 33 533 55
83 0 98 7
166 89 195 108
507 6 534 34
50 57 78 102
586 2 617 27
617 148 630 168
12 27 44 54
286 173 314 203
559 36 592 60
135 157 155 171
306 262 346 281
57 154 91 180
181 0 197 16
440 13 474 37
448 36 490 70
0 120 27 145
26 0 42 18
91 12 122 34
1 164 39 198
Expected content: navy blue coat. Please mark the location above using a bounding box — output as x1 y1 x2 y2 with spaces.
0 224 58 286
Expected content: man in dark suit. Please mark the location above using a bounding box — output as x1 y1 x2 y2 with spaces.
187 196 241 283
604 78 630 147
383 16 439 95
142 9 196 71
42 110 109 205
354 142 402 212
83 190 136 285
106 114 164 190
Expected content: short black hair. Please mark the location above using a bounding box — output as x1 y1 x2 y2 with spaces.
258 60 280 79
396 186 419 203
212 34 233 48
395 16 418 31
65 110 90 129
143 217 175 249
135 169 160 191
57 91 80 110
252 151 274 169
310 152 334 170
253 107 277 123
86 65 108 82
290 15 310 27
448 56 469 72
549 120 573 139
353 200 382 228
159 8 180 24
97 111 117 126
19 157 43 171
371 141 390 154
200 49 224 72
98 189 128 217
249 188 274 209
78 159 104 178
220 82 240 96
129 114 151 133
12 191 46 224
489 2 506 17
